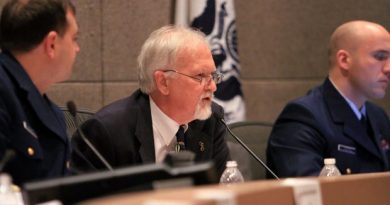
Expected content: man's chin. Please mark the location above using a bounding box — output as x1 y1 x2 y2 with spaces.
194 106 212 120
370 89 386 99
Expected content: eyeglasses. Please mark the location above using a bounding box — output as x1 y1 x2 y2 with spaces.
162 69 223 85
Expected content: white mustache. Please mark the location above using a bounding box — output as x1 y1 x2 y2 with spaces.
200 92 213 100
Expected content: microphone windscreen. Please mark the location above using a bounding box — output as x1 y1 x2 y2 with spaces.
4 149 15 160
164 151 195 167
66 101 77 117
0 149 16 171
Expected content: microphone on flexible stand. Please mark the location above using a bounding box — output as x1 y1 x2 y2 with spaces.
66 101 113 171
220 118 280 180
0 149 15 172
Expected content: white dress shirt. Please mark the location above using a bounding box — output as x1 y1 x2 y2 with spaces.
150 97 181 163
329 78 366 120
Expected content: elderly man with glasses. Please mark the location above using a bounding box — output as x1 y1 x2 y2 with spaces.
71 25 230 177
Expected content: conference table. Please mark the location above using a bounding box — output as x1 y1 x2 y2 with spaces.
79 172 390 205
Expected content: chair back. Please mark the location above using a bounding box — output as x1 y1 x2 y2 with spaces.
60 107 94 138
225 121 273 180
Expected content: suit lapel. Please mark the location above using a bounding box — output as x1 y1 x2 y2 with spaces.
185 125 210 161
366 106 389 168
323 79 382 160
342 120 382 159
27 93 67 142
134 92 155 163
1 53 67 142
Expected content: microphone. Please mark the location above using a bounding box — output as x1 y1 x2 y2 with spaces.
220 118 280 180
164 150 195 167
0 149 15 172
66 101 113 171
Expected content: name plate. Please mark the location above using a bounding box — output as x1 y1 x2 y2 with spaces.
282 178 322 205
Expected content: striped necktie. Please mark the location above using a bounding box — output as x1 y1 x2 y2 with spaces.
175 125 185 152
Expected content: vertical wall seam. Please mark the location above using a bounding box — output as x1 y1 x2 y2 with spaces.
100 0 105 107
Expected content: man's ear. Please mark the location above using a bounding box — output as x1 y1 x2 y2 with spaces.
43 31 58 59
336 49 351 71
154 71 170 95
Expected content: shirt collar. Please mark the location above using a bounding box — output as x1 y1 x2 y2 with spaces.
329 78 366 120
150 96 182 146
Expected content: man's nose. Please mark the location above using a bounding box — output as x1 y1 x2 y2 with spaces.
384 59 390 76
205 78 217 92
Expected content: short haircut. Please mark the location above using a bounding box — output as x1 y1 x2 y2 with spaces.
137 25 208 94
0 0 76 52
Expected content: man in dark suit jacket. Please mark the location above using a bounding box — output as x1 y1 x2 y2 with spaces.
72 25 230 177
0 0 80 185
267 20 390 178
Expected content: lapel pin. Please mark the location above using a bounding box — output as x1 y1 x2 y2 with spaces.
380 138 389 151
199 141 205 152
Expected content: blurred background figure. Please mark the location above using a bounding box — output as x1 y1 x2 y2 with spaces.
0 0 79 185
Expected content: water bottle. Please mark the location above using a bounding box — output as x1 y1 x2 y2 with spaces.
0 174 24 205
319 158 341 177
219 161 244 184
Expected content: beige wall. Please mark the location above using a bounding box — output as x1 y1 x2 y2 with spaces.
1 0 389 123
48 0 173 111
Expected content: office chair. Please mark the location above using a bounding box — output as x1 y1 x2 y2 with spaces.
60 107 94 138
225 121 273 181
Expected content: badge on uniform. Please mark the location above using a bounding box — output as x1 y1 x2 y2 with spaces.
337 144 356 155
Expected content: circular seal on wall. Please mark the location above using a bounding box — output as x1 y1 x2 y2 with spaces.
225 20 239 63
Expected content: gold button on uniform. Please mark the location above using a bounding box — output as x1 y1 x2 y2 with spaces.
27 147 34 156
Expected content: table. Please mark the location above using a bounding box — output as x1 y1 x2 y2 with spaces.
79 172 390 205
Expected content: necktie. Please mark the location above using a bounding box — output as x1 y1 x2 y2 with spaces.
175 126 185 152
361 114 373 140
360 115 367 133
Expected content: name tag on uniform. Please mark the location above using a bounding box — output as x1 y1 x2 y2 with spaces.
337 144 356 155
